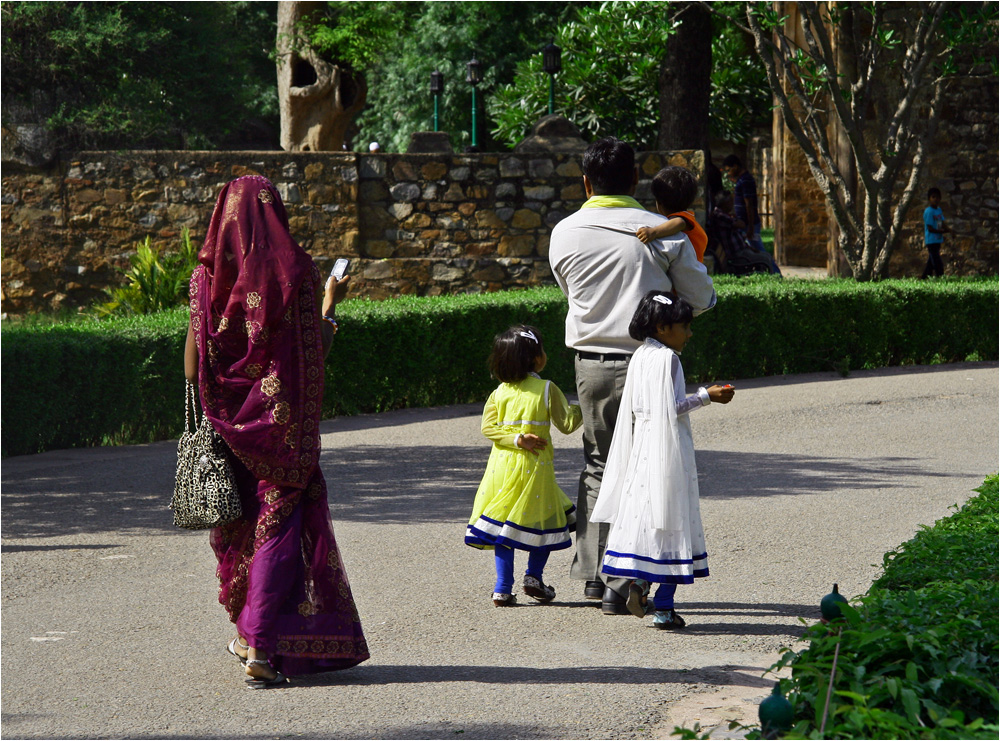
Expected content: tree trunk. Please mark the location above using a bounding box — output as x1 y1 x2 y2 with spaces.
657 3 712 151
277 1 367 152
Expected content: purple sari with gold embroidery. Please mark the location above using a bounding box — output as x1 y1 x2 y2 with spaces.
189 175 368 676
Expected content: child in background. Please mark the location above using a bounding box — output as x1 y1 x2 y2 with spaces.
466 325 583 607
636 166 708 263
591 292 734 629
921 187 950 278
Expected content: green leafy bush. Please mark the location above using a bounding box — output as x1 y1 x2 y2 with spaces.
94 229 199 317
2 279 997 456
757 475 999 740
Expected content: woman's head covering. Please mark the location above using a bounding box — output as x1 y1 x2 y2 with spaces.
190 175 324 488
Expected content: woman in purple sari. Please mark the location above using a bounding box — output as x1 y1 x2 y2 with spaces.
184 175 368 687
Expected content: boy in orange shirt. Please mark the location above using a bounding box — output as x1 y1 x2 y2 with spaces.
636 166 707 263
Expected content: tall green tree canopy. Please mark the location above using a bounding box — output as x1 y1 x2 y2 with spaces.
2 1 278 150
305 1 581 152
490 1 770 150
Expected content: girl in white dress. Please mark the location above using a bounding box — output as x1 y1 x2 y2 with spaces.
591 291 734 628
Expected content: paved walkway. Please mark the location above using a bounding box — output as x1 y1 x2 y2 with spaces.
2 362 997 739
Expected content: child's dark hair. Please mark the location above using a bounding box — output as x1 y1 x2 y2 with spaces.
928 187 941 199
489 325 545 383
650 166 698 214
628 291 694 341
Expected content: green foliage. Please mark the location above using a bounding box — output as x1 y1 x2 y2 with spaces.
754 475 1000 740
307 2 406 71
872 475 999 591
3 279 997 456
345 1 578 153
679 276 998 381
1 1 278 150
489 0 772 148
489 1 675 150
94 229 199 317
1 307 190 457
708 3 772 143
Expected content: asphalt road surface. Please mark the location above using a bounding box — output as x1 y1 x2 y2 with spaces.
2 362 997 740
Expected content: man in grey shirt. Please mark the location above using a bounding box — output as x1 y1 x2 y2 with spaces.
549 137 716 614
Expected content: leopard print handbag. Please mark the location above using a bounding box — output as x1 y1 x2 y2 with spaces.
171 381 241 529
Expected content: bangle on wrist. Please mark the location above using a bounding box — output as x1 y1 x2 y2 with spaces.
321 315 338 328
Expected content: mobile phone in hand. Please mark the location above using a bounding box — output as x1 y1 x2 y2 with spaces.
331 258 350 281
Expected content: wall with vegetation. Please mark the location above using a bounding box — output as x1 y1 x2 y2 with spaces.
0 149 704 315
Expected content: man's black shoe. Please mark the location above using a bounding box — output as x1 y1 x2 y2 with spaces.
584 580 604 600
601 586 630 615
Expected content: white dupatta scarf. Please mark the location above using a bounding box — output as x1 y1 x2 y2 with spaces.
590 339 689 532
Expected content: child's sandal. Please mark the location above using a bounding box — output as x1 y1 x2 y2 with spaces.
522 575 556 602
653 609 686 630
492 592 517 607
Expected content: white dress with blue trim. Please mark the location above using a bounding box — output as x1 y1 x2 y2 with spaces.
466 373 582 551
591 338 710 584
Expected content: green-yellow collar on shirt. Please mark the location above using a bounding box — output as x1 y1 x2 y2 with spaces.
580 195 644 210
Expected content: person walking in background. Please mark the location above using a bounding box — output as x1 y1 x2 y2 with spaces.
721 154 765 253
184 175 368 687
921 187 950 278
549 137 716 616
635 166 708 264
466 325 583 607
591 291 734 629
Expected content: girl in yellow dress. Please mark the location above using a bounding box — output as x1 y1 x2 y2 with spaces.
466 325 583 606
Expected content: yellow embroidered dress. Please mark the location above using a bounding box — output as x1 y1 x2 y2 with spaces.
466 373 582 551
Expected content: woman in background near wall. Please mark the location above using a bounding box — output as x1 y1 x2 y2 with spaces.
184 175 368 688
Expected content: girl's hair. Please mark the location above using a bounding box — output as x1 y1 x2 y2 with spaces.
650 166 698 214
629 291 694 341
489 325 545 383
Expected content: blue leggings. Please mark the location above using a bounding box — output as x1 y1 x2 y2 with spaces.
652 583 678 610
494 545 550 594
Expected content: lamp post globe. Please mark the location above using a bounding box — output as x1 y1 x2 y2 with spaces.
466 53 484 148
430 70 444 132
542 40 561 115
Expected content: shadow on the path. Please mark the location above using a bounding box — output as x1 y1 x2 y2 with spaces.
291 662 776 689
1 441 955 538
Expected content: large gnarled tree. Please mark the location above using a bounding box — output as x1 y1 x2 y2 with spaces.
742 1 996 280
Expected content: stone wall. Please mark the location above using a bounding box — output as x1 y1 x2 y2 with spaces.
772 4 999 277
1 149 705 313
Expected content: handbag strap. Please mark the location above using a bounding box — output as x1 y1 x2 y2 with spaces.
184 381 200 434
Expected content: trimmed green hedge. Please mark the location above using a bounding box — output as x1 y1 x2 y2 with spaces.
761 475 999 740
2 277 997 456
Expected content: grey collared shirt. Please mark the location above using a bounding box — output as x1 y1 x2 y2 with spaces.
549 206 717 355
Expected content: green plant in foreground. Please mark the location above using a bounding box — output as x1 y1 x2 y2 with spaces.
94 229 198 317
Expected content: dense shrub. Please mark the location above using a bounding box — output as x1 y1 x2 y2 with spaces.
760 475 999 740
2 278 997 456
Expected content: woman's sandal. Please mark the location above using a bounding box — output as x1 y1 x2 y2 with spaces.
627 579 650 618
245 659 288 689
226 636 248 665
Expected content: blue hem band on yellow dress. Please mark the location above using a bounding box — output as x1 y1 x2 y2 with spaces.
466 508 576 551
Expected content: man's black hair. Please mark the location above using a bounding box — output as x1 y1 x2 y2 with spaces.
582 137 635 195
721 154 742 169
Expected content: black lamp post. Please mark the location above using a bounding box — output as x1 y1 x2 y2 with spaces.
542 40 561 115
466 52 484 148
430 70 444 132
